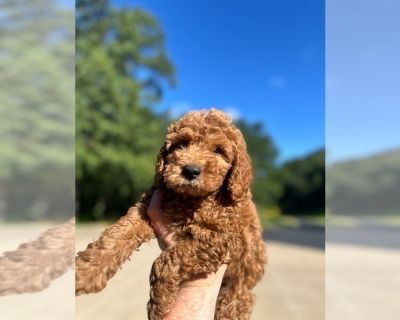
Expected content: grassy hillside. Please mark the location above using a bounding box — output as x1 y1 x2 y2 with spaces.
327 149 400 215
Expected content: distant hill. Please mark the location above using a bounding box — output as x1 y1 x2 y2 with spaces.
327 149 400 214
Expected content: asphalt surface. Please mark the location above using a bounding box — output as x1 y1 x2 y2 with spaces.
327 224 400 250
4 222 398 320
264 223 324 249
75 224 325 320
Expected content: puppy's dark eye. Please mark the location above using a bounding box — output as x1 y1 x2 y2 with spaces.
170 140 189 152
214 146 223 155
178 140 189 149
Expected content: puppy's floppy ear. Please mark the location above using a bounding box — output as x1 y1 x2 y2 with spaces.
155 143 167 187
226 136 253 202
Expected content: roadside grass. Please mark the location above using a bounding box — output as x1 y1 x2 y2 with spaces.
375 214 400 226
326 212 400 227
258 207 325 230
301 214 325 226
325 214 361 227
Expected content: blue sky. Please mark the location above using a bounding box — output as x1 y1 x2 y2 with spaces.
114 0 325 162
71 0 400 163
326 0 400 163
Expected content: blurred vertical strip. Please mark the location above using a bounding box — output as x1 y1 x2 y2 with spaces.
0 0 75 318
326 0 400 319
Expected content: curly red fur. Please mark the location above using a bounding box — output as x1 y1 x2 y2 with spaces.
75 109 267 320
0 218 75 295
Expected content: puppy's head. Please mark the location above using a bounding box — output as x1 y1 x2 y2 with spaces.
155 109 252 202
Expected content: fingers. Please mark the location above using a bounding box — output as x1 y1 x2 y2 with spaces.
147 189 175 248
148 189 163 220
148 190 168 237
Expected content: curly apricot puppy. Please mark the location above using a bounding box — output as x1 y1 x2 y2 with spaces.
75 109 266 320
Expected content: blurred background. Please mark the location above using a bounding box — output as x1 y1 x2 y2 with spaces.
76 0 325 319
0 0 74 319
326 0 400 319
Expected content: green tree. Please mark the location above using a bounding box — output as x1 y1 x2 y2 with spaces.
0 0 74 220
76 0 174 219
278 149 325 214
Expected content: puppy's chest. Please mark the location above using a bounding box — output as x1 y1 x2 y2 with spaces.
161 196 232 235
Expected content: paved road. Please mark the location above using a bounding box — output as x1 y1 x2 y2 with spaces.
264 223 324 249
2 222 398 319
327 224 400 250
326 222 400 319
75 224 325 320
0 223 325 320
326 243 400 320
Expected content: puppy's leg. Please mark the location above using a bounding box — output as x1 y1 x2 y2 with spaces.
147 238 234 320
75 191 156 295
239 201 266 290
214 283 254 320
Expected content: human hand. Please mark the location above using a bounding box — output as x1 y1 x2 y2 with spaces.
147 189 227 320
147 189 227 283
147 189 174 249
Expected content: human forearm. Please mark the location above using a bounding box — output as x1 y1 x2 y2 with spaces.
164 264 227 320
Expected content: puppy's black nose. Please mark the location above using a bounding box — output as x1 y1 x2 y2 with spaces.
182 165 201 180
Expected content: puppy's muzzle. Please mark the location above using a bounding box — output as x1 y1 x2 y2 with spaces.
182 165 201 181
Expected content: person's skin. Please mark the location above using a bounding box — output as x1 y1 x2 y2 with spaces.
147 190 227 320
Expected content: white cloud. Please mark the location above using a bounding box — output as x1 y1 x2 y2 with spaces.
222 105 241 121
168 102 193 118
168 103 242 121
267 76 287 88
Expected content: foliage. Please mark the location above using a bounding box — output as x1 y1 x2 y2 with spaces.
76 0 174 219
277 149 325 214
0 0 74 220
